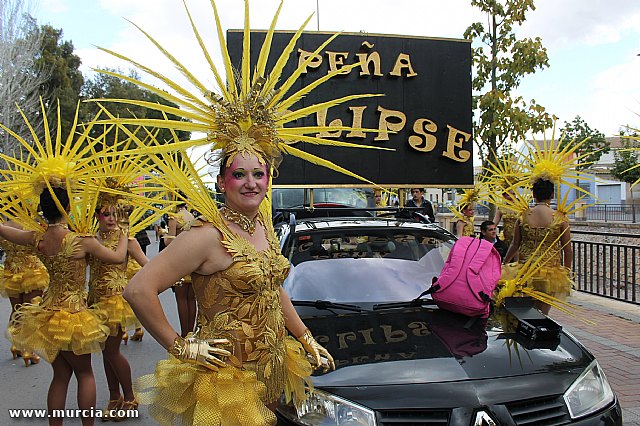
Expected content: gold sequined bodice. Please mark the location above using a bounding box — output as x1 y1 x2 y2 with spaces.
36 233 89 312
460 216 475 237
501 210 518 246
190 214 291 401
0 237 47 275
518 211 566 268
88 231 127 303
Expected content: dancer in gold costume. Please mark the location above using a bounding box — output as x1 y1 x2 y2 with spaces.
92 0 390 422
499 133 593 314
503 179 573 314
455 203 476 238
0 101 142 425
0 187 129 426
0 217 49 366
89 201 148 419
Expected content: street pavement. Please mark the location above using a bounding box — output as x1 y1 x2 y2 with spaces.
0 231 638 424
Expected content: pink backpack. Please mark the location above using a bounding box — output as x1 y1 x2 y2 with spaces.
427 236 502 318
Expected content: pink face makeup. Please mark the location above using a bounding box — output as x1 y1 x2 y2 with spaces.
220 154 269 214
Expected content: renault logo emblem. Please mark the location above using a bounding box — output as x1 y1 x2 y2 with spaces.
473 410 496 426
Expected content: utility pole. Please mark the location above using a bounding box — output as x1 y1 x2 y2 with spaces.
316 0 320 30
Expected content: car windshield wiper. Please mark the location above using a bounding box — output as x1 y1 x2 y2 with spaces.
292 300 363 312
373 289 436 310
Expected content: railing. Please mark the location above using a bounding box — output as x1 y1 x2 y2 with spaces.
577 204 638 223
571 230 639 305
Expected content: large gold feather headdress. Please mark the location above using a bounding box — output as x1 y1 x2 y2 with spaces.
91 0 387 184
0 101 119 232
522 126 594 197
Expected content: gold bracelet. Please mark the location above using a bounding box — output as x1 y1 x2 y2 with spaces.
168 335 186 358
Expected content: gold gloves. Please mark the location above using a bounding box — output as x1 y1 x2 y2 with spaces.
115 205 131 235
297 328 335 372
168 335 231 371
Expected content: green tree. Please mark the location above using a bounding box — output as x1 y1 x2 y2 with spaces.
611 129 640 203
464 0 553 170
559 116 609 171
33 25 84 137
80 69 191 146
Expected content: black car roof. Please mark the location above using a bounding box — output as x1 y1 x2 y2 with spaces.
279 216 450 233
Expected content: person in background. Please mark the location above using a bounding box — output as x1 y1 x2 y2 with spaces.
503 178 573 314
0 216 49 366
0 187 128 426
405 188 435 223
134 228 151 255
89 202 146 419
455 203 475 238
479 220 507 260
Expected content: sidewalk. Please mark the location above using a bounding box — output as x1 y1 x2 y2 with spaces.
552 292 640 425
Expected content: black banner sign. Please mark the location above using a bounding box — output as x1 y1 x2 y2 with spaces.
227 31 473 187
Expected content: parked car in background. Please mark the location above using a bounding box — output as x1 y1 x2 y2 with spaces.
275 214 622 426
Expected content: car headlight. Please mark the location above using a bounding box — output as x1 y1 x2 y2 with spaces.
563 359 615 419
278 389 376 426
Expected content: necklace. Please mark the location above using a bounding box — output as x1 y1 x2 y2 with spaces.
535 202 551 207
48 222 68 230
99 229 117 240
221 206 258 236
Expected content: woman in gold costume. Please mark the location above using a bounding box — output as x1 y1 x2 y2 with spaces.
0 217 49 366
89 202 148 419
164 197 196 338
492 191 519 248
92 0 390 422
455 203 476 238
124 152 334 425
0 186 129 426
503 178 573 314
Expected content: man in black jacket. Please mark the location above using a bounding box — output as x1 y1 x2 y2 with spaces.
405 188 435 223
479 220 507 260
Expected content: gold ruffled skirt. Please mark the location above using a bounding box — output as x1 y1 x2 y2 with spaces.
92 294 141 336
501 262 573 300
9 300 109 363
135 336 312 426
0 265 49 298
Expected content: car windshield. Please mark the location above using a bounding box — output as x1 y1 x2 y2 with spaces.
283 228 454 303
286 229 453 264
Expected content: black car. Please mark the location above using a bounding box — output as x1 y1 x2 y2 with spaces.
275 215 622 426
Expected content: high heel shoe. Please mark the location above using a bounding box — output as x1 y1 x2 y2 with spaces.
102 395 123 422
121 331 128 345
10 345 21 359
21 351 40 367
113 398 138 422
130 328 144 342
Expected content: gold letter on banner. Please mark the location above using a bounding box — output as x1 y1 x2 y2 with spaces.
316 109 343 138
442 125 471 162
346 106 367 138
408 118 437 152
389 53 418 77
374 106 406 141
297 48 323 74
326 51 350 74
355 42 383 77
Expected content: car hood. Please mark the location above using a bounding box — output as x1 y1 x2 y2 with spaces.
302 307 592 388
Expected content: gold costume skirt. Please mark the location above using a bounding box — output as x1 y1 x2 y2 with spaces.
501 262 573 301
9 300 109 363
92 293 141 336
135 336 312 426
0 265 49 299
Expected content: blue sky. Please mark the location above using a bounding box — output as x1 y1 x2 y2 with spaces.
35 0 640 142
